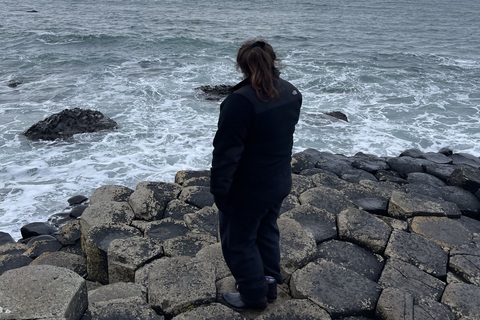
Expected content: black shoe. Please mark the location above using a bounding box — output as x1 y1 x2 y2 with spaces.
265 276 277 302
222 292 267 311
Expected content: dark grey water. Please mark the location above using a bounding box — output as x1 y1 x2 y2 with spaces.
1 0 479 238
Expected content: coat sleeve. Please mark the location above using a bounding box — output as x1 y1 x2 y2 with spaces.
210 93 253 197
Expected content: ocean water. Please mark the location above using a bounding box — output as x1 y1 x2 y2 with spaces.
1 0 479 239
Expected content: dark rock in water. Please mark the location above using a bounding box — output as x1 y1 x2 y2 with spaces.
400 148 424 158
20 222 57 239
196 85 233 100
7 81 22 88
23 108 117 141
48 211 72 227
324 111 348 122
438 147 454 156
68 195 88 205
0 232 15 246
69 204 88 219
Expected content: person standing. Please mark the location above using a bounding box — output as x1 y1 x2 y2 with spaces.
210 39 302 310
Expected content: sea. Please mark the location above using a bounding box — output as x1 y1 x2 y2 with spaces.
1 0 479 239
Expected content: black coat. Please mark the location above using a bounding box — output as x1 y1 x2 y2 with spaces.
210 78 302 208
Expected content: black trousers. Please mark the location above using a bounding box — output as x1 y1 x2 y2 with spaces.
219 198 283 302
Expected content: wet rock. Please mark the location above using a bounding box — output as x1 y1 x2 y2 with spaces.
442 282 480 320
7 81 22 87
386 156 424 177
178 186 214 208
315 156 353 177
449 153 480 168
0 265 87 319
410 216 473 249
384 230 448 278
406 172 446 187
68 194 89 205
147 256 216 316
108 236 164 283
338 207 392 254
69 204 88 219
31 251 87 277
378 258 445 301
324 111 348 122
423 163 456 181
196 84 233 100
400 148 424 158
351 157 389 173
281 204 337 244
439 185 480 217
278 218 317 277
420 152 453 164
129 181 181 221
317 240 384 282
449 166 480 193
291 260 381 318
20 221 57 239
24 108 117 140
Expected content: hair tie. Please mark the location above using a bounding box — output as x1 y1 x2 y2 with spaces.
251 41 266 49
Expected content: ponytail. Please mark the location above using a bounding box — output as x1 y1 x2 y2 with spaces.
236 40 280 100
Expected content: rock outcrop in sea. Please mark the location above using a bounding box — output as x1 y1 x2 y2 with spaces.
23 108 118 141
1 147 480 320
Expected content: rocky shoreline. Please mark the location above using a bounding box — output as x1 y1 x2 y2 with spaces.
1 147 480 320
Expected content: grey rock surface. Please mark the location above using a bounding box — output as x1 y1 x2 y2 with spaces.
291 260 381 317
147 256 216 316
0 265 87 320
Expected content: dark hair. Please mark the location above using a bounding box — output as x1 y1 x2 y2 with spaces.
236 39 280 99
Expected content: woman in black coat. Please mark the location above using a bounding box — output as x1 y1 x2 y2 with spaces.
210 39 302 310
